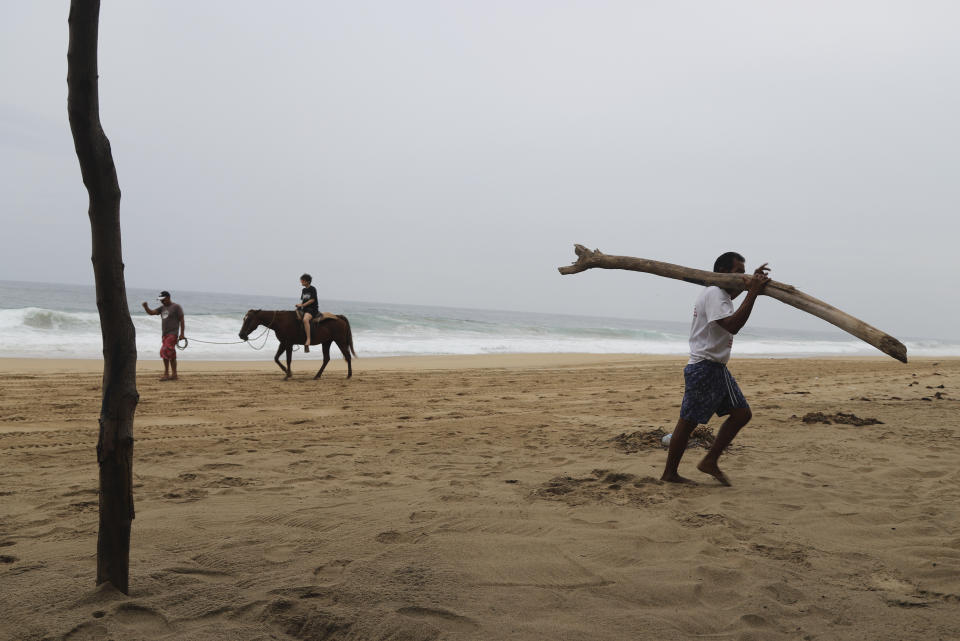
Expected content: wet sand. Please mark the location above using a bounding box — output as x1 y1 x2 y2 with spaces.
1 355 958 640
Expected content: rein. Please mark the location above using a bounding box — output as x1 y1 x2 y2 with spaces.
258 309 281 330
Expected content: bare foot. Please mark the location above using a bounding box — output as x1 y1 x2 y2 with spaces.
660 472 694 484
159 375 171 381
697 460 731 486
304 345 310 353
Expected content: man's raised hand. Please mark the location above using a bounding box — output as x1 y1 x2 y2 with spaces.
747 264 771 295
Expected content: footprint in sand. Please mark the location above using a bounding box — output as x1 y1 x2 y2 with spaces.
257 598 354 639
62 621 109 640
678 513 729 528
202 475 253 488
264 544 298 562
162 488 208 502
763 581 804 605
750 543 810 566
376 530 423 544
397 606 479 632
739 613 770 628
61 487 98 498
569 518 619 530
870 573 931 607
201 462 242 470
112 602 172 630
165 565 232 582
534 469 672 507
376 531 403 543
313 559 352 581
66 500 98 513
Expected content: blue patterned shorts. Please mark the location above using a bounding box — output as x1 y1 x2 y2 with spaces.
680 360 749 425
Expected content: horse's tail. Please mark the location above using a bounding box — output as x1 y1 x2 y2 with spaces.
337 315 357 357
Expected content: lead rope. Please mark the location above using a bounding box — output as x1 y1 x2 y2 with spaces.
177 327 272 351
177 310 279 351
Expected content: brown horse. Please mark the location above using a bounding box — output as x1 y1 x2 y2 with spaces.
239 310 356 379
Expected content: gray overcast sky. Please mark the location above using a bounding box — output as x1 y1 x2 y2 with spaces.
2 1 958 339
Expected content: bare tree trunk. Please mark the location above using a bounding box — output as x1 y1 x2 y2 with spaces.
559 244 907 363
67 0 139 594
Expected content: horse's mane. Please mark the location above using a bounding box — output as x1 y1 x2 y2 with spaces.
256 309 297 317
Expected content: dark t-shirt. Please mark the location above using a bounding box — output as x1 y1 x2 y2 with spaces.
300 286 319 315
160 303 183 336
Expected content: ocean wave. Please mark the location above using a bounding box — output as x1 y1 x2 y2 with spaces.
1 305 959 360
0 307 102 331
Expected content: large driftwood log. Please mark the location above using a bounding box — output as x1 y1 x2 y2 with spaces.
559 244 907 363
68 0 139 594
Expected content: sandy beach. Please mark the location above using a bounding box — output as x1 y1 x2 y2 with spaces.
1 354 958 640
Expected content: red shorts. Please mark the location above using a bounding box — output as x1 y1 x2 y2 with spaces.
160 334 177 360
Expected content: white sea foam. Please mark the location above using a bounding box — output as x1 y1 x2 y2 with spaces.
2 282 959 360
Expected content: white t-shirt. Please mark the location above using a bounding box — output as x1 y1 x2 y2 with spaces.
688 286 735 364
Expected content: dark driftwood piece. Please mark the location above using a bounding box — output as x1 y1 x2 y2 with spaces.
68 0 139 593
559 244 907 363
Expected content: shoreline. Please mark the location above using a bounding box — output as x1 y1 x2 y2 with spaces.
1 353 949 375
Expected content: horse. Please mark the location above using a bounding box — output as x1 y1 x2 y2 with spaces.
239 310 356 379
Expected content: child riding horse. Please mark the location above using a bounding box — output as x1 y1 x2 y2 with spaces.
239 310 356 379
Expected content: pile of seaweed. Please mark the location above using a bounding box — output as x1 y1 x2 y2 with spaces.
801 412 883 426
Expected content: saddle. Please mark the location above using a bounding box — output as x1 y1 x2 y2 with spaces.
297 310 338 325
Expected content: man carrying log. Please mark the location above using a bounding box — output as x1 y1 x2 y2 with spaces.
661 252 770 486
